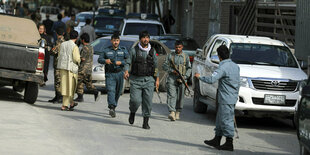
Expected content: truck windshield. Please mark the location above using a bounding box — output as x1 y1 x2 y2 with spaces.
230 43 298 68
94 17 123 30
77 13 93 22
123 23 164 36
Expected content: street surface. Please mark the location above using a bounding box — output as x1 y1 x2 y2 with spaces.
0 67 299 155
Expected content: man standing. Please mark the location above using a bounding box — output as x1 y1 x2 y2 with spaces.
80 18 96 43
74 33 100 102
38 24 52 85
162 40 191 121
51 14 66 42
48 28 65 103
65 14 79 40
98 33 128 117
43 14 54 37
57 30 81 111
194 45 240 151
124 31 159 129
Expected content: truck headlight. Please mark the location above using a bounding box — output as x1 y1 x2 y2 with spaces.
93 65 104 72
240 77 249 88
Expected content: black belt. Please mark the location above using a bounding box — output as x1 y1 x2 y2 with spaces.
106 68 123 73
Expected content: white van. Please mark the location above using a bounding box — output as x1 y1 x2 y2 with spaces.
40 6 60 21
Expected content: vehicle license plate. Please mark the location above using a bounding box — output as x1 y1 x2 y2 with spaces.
264 94 286 105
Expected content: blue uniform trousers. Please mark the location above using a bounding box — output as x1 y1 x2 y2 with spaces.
105 71 124 109
167 82 185 112
215 104 235 138
129 78 154 117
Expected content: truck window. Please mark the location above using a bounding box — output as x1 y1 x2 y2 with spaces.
124 23 164 36
209 39 224 62
230 43 298 68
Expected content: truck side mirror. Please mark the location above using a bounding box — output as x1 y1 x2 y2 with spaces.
298 60 308 70
39 39 45 48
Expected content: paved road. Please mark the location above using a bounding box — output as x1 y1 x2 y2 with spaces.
0 68 299 155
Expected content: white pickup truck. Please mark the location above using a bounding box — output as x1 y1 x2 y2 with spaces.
192 34 308 121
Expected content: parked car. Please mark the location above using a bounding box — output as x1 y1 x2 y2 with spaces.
297 76 310 155
74 11 97 34
94 8 125 37
90 36 171 93
0 14 45 104
119 13 166 38
192 34 308 123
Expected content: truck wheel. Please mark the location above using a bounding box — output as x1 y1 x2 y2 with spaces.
24 82 38 104
193 79 207 113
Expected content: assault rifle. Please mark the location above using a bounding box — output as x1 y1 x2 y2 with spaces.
170 60 191 95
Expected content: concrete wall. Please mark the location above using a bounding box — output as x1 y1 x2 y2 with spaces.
192 0 210 47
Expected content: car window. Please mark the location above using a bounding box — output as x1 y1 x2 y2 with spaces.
159 39 175 50
209 39 224 62
230 43 298 68
123 23 164 36
150 42 166 55
77 14 93 22
202 36 214 58
182 39 199 50
91 39 135 54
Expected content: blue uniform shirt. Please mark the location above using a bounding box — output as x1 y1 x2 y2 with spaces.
98 46 129 72
199 59 240 105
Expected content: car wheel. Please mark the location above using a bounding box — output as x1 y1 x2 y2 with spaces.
159 73 167 92
24 82 38 104
193 79 208 113
300 143 310 155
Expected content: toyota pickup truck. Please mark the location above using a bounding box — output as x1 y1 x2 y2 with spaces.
0 14 45 104
192 34 308 122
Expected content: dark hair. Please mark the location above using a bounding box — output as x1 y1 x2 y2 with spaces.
139 31 150 40
70 30 79 39
217 45 230 60
80 33 90 43
56 27 64 35
175 40 183 46
37 23 45 29
85 18 91 25
57 13 62 20
111 32 120 40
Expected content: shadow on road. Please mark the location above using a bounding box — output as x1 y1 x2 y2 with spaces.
0 87 24 103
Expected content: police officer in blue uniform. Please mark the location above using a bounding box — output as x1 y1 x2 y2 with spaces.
195 45 240 151
124 31 159 129
98 33 129 117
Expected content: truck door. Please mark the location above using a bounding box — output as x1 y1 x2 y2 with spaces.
201 39 224 100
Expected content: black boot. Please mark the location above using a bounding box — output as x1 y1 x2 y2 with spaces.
94 90 101 102
204 136 222 149
48 92 58 102
109 105 116 118
218 137 233 151
129 112 135 125
142 117 150 129
74 94 84 102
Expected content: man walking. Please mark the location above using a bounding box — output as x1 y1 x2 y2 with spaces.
194 45 240 151
124 31 159 129
162 40 191 121
48 28 65 103
98 33 128 117
43 14 54 37
51 14 66 42
74 33 100 102
80 18 96 43
57 30 81 111
65 14 79 40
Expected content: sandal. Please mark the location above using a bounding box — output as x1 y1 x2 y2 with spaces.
61 106 70 111
69 102 78 111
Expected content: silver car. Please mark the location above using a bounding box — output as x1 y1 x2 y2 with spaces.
91 36 171 93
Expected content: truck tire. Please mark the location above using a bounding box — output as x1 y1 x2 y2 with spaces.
24 82 38 104
300 143 310 155
193 79 208 113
